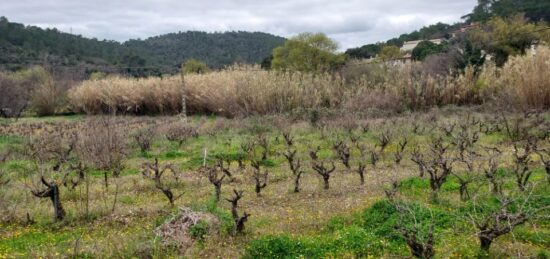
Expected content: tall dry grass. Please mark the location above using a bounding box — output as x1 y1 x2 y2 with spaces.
68 76 182 115
69 66 346 117
68 46 550 116
488 45 550 109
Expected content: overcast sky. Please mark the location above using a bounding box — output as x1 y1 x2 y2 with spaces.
1 0 476 49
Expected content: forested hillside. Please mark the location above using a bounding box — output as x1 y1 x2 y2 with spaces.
126 31 286 69
0 17 285 73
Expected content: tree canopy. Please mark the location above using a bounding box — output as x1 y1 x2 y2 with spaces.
468 15 550 66
411 41 447 61
378 46 403 61
345 43 383 59
182 59 209 74
271 33 346 72
464 0 550 23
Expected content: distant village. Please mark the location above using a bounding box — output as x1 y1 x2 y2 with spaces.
381 22 539 65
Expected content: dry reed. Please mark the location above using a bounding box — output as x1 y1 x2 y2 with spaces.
68 46 550 116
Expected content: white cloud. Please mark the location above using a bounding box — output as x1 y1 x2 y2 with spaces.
0 0 476 49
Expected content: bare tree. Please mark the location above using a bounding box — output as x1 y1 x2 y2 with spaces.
134 127 155 153
333 140 351 170
225 189 250 234
256 134 270 161
0 72 30 119
251 160 268 197
349 133 360 145
439 122 456 137
309 146 321 161
240 140 254 158
283 149 304 193
203 166 225 202
454 150 480 201
163 123 198 146
63 162 86 190
370 150 380 167
452 124 479 160
412 138 455 201
469 194 549 252
356 161 367 185
512 138 536 192
394 137 408 165
411 148 426 178
384 179 399 202
536 148 550 183
66 162 91 216
282 131 293 146
31 177 65 221
376 130 391 152
77 118 127 187
394 203 435 259
312 160 336 190
483 149 504 196
142 158 183 206
216 158 235 181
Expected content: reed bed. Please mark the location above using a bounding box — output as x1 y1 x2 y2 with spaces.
68 46 550 116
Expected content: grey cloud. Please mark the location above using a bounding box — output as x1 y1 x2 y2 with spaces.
0 0 476 49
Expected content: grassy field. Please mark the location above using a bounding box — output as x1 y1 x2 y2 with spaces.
0 108 549 258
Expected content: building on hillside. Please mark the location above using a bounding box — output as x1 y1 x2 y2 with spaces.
400 39 444 52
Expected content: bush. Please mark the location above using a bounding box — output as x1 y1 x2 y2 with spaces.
0 66 59 118
160 123 199 146
361 200 452 242
0 73 28 118
183 59 209 74
29 68 64 116
133 127 155 152
189 220 210 242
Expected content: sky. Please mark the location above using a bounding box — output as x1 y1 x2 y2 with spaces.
0 0 477 49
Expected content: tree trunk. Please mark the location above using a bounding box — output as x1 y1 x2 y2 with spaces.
459 182 470 201
104 171 109 189
50 185 65 221
430 189 439 202
323 177 330 190
215 185 221 201
479 235 492 251
294 175 301 193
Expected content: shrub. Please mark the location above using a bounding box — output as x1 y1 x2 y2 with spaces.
160 123 199 146
0 66 59 118
189 220 210 241
0 72 28 118
133 127 155 152
361 200 452 241
29 69 63 116
183 59 209 74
